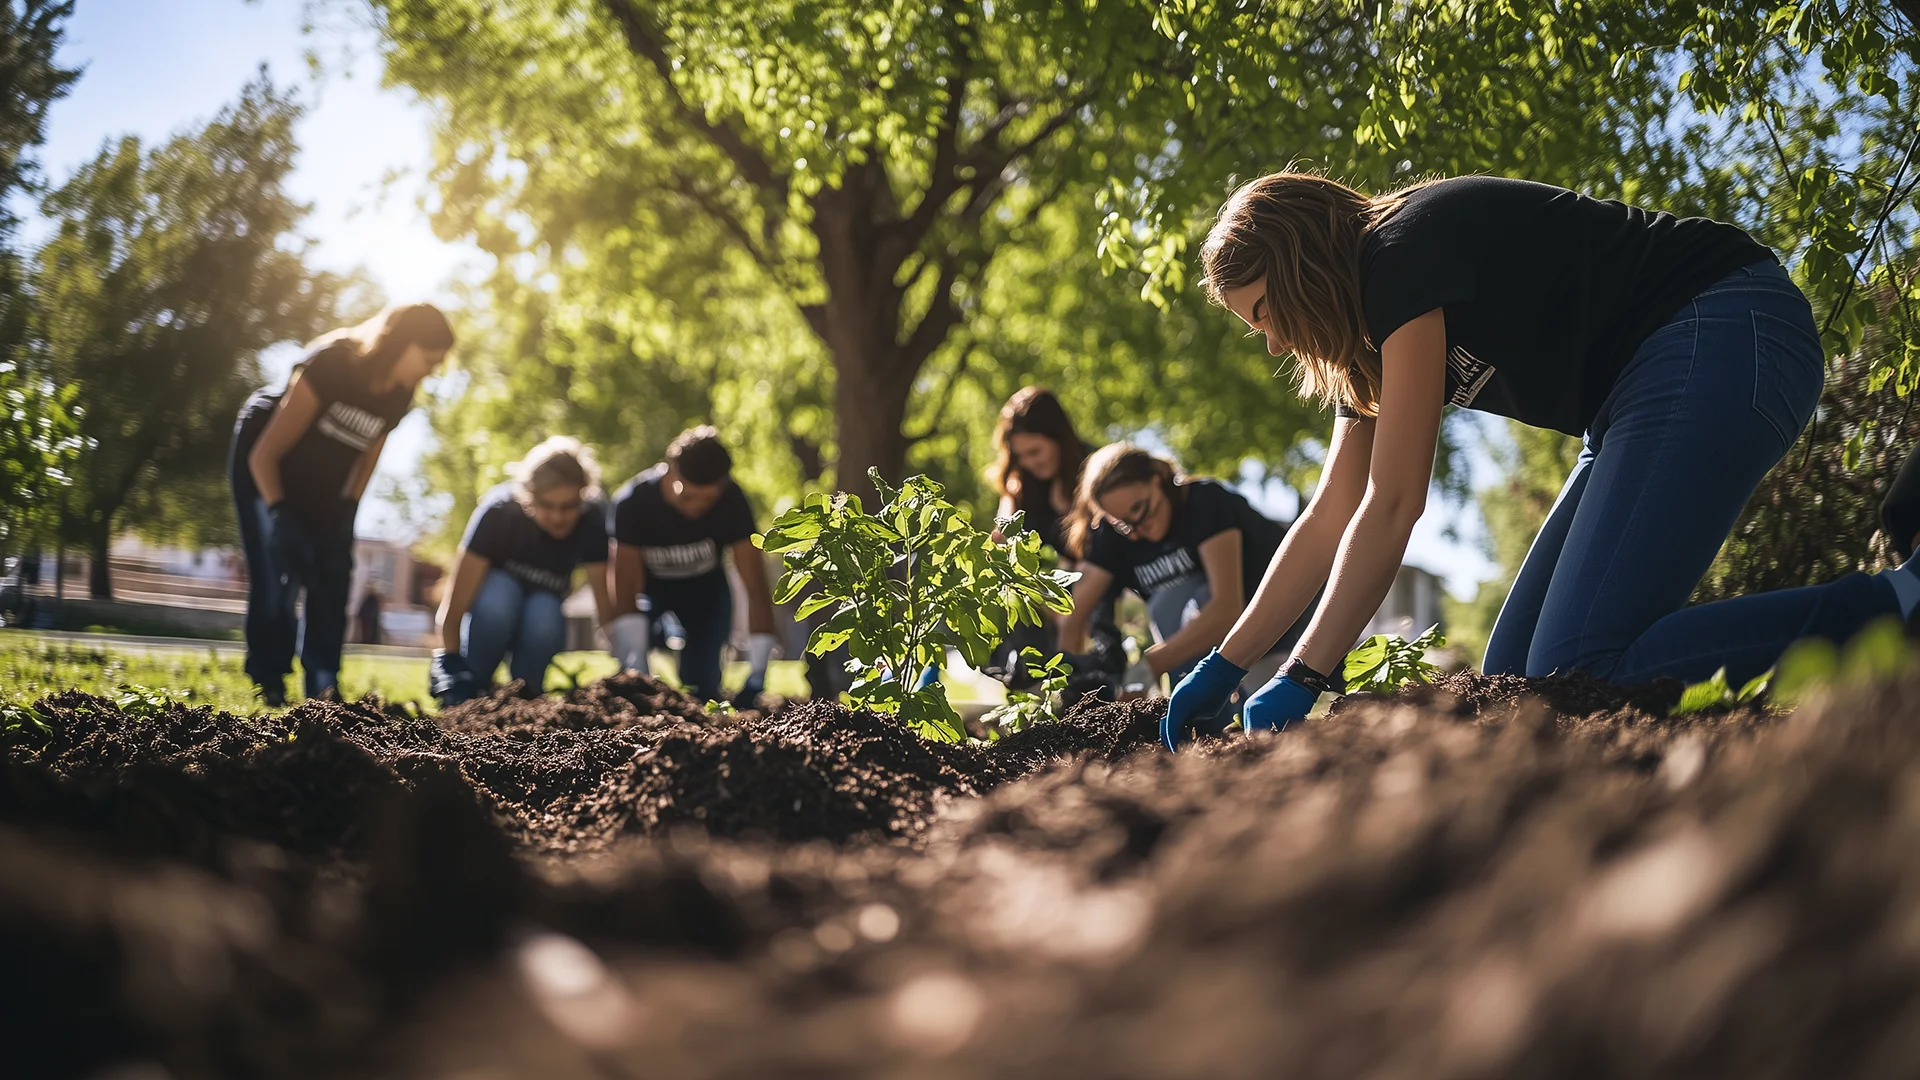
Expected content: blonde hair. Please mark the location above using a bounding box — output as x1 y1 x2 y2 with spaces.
1199 172 1425 417
512 436 601 504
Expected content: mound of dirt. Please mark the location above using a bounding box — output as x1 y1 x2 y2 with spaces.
7 671 1920 1079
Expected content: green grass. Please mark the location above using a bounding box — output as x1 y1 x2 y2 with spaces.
0 631 813 714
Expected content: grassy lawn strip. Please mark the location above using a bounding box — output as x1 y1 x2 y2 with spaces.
0 632 817 713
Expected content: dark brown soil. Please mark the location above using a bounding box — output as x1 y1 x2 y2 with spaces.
5 670 1918 1079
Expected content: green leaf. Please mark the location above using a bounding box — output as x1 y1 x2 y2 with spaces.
1673 668 1732 715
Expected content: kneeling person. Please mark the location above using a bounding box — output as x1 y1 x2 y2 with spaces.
433 438 614 704
607 426 777 703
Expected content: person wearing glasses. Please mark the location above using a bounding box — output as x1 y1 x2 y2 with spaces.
1056 442 1306 734
430 437 615 705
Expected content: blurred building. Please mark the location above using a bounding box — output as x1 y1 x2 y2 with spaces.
13 534 442 647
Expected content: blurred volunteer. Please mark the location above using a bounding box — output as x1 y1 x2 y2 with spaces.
990 386 1093 556
982 386 1131 690
606 426 778 704
229 303 454 705
430 437 615 706
1166 170 1909 749
1058 443 1309 735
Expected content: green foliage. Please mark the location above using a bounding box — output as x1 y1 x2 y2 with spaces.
1344 626 1446 691
35 76 357 593
980 647 1071 738
1771 616 1918 706
0 1 77 556
760 469 1075 740
362 0 1659 535
111 682 174 719
0 698 50 745
1671 667 1774 716
0 361 80 553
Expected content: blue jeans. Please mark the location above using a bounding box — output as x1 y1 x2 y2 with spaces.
644 571 734 701
1484 260 1899 685
231 490 353 699
463 569 568 691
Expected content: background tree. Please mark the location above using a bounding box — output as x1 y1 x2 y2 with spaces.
0 0 77 559
37 76 353 598
358 0 1686 561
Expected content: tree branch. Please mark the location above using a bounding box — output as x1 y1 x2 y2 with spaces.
904 343 973 444
667 174 776 273
599 0 788 202
898 254 966 372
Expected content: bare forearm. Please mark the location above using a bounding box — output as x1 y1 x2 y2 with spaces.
1147 598 1241 675
1219 507 1347 668
1292 495 1422 675
248 447 285 505
1058 610 1091 653
585 565 614 627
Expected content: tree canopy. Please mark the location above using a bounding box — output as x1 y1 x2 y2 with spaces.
0 0 78 559
36 76 354 597
361 0 1706 559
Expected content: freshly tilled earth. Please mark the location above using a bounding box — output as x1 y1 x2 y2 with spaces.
3 668 1917 1079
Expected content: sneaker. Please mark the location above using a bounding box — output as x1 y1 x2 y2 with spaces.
256 680 288 708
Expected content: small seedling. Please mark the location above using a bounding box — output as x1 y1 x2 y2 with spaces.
1343 625 1446 690
1768 616 1916 707
1671 667 1773 715
0 700 51 743
981 648 1072 738
114 683 174 719
759 469 1077 742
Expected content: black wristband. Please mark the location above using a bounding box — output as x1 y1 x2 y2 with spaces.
1283 658 1340 695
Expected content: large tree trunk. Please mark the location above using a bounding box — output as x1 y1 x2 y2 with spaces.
833 362 914 507
86 515 112 600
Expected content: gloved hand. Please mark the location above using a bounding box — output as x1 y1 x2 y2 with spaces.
429 650 477 707
1242 674 1319 735
608 613 651 674
1160 649 1247 752
267 502 314 571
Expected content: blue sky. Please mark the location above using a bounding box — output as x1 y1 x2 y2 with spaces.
31 0 1495 594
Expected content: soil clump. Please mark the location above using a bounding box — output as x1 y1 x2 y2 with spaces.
4 670 1916 1078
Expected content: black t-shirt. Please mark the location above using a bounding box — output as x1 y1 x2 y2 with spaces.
236 343 415 527
1339 176 1772 435
1084 479 1284 602
609 463 757 582
461 483 609 595
1015 482 1071 557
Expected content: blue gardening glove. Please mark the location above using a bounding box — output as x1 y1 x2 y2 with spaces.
1242 674 1319 734
267 502 315 571
429 649 478 707
1161 649 1248 752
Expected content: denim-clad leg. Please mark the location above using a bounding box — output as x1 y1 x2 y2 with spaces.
648 572 734 701
1483 442 1594 677
463 569 526 686
300 522 354 698
507 589 567 690
233 486 300 688
1497 260 1900 686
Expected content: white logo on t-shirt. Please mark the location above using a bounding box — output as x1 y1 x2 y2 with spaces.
1136 548 1199 593
316 402 386 452
645 539 720 579
1447 345 1496 407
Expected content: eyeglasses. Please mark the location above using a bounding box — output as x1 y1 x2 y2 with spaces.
1108 487 1159 536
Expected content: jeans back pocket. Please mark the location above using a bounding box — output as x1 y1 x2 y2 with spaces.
1751 308 1823 450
